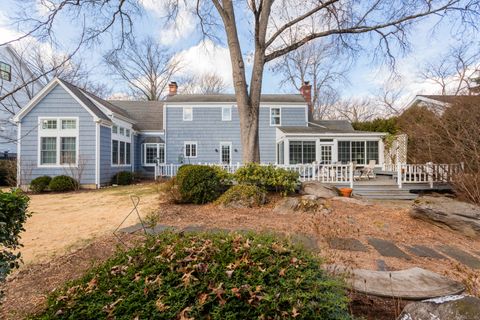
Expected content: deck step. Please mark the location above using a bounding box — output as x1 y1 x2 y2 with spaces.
355 194 418 200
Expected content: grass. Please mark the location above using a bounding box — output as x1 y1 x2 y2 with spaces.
32 231 351 320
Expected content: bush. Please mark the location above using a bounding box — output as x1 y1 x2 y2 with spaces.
176 165 224 204
0 189 30 292
452 172 480 205
235 163 299 196
48 175 78 192
0 159 16 186
34 231 351 320
215 184 266 208
112 171 134 185
158 177 182 204
30 176 52 193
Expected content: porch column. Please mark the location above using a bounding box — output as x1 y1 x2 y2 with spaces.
379 139 385 168
315 139 321 163
284 139 290 165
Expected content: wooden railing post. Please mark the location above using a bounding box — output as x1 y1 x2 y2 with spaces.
349 162 354 189
427 162 434 188
397 162 402 189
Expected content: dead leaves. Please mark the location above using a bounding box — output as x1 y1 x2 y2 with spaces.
155 296 169 312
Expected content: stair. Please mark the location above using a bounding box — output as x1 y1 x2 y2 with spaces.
350 183 418 200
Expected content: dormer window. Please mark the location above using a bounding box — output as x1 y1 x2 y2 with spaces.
0 62 11 81
270 107 281 126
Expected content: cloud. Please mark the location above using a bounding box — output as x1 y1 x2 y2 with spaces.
139 0 196 46
173 40 233 90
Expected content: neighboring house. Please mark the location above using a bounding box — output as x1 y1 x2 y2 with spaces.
405 94 480 111
0 45 43 155
14 78 386 188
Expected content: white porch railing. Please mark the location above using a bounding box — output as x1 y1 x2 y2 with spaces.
155 162 463 189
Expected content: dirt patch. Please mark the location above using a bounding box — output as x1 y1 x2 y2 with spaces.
19 182 159 264
1 234 141 320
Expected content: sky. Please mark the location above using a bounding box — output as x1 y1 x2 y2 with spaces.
0 0 479 111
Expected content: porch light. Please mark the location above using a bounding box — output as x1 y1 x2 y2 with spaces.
215 148 218 152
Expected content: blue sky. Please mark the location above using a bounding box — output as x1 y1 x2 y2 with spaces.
0 0 478 106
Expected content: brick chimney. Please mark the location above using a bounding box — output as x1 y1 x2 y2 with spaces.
168 81 178 96
300 81 313 121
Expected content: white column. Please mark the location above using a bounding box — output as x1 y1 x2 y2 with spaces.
284 139 290 165
378 138 385 169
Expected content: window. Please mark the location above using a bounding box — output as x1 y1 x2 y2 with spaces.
126 129 130 137
183 107 193 121
38 117 78 166
289 141 315 164
367 141 379 164
142 143 165 165
184 142 197 158
112 140 119 164
41 137 57 164
0 62 11 81
119 127 125 136
126 142 131 165
42 119 57 129
61 119 76 129
270 108 281 126
222 107 232 121
320 145 332 164
351 141 365 164
112 125 118 134
338 141 351 164
220 143 231 164
119 141 126 164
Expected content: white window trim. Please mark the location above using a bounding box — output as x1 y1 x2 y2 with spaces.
37 116 79 168
111 139 132 167
142 143 165 167
219 141 232 164
183 107 193 121
270 107 281 126
222 106 232 121
184 141 198 158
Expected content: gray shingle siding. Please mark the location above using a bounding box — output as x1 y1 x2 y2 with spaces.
165 105 306 164
19 84 96 185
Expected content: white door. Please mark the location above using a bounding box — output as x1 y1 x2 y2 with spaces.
320 145 332 164
220 143 232 164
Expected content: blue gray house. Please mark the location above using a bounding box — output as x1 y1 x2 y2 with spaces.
13 78 386 188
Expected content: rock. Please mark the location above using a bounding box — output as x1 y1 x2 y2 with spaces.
273 197 329 214
301 181 338 199
397 295 480 320
410 196 480 237
331 196 372 206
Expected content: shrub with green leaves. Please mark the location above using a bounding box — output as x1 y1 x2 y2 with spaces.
176 165 224 204
0 189 30 290
30 176 52 193
234 163 299 196
215 184 266 208
112 171 134 185
48 175 79 192
34 231 351 320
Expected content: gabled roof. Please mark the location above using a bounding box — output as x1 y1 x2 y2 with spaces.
108 100 164 131
166 94 306 104
405 94 480 109
278 119 385 135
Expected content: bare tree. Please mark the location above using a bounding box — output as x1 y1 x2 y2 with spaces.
8 0 480 162
63 155 88 190
272 40 347 119
104 38 181 101
331 97 378 123
181 72 228 94
419 41 480 95
373 83 405 116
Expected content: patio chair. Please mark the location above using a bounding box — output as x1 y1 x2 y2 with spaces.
360 160 376 180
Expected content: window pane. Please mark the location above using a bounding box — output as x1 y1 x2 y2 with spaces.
366 141 379 164
126 129 130 137
42 119 57 129
338 141 350 164
221 144 231 164
183 107 193 121
120 127 125 135
352 141 365 164
61 119 76 129
289 141 303 165
145 144 158 164
60 137 76 164
112 140 118 164
112 126 118 134
0 62 11 81
126 142 131 165
302 141 316 164
119 141 126 164
191 143 197 157
41 137 57 164
270 108 280 125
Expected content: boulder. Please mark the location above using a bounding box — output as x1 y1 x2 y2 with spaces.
331 196 372 207
273 197 330 215
397 295 480 320
301 181 338 199
410 196 480 237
